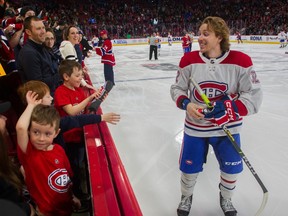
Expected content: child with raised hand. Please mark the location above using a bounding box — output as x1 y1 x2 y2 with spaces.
17 80 120 148
17 80 120 212
16 91 81 216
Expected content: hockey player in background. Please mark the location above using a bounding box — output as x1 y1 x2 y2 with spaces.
156 32 162 56
181 32 191 53
168 32 173 46
171 16 262 216
188 31 194 51
278 30 287 48
91 35 99 48
95 30 116 85
235 31 243 44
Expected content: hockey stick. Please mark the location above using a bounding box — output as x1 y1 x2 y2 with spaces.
190 77 268 216
88 80 114 113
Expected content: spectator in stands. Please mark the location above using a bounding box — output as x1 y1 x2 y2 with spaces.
17 16 61 97
43 27 62 64
0 101 36 216
53 60 102 203
8 6 35 58
0 0 8 19
17 79 120 213
53 20 66 49
17 80 120 150
16 92 81 215
60 25 95 90
60 25 79 62
79 30 93 59
0 27 17 73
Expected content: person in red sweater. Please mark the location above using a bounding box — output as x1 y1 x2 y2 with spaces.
181 33 191 53
95 30 116 85
16 92 81 216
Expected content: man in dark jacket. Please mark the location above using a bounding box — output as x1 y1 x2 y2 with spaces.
17 16 61 96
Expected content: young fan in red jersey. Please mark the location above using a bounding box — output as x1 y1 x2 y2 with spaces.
181 33 191 53
95 30 116 85
16 92 81 216
171 16 262 216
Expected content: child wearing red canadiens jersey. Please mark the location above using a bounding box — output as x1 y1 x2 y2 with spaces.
16 92 81 216
53 60 101 200
54 60 100 143
181 33 191 53
95 30 116 85
171 17 262 216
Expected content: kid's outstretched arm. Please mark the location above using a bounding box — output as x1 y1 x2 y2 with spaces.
16 91 42 153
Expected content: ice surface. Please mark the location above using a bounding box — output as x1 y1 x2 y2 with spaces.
85 42 288 216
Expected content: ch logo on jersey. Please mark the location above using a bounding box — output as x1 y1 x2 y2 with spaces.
193 81 228 103
48 168 71 193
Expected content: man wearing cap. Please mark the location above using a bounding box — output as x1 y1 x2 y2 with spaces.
95 30 115 85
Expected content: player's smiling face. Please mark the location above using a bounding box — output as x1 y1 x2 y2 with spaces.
198 24 222 58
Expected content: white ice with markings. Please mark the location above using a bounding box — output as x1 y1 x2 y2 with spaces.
85 42 288 216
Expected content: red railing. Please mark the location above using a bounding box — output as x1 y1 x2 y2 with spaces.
84 121 142 216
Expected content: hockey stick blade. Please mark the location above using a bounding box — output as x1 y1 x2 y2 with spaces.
189 77 268 216
88 80 114 112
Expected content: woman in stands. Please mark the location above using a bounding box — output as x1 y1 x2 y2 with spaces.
60 25 95 91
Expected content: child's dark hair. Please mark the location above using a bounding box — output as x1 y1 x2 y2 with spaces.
30 104 60 131
59 60 82 78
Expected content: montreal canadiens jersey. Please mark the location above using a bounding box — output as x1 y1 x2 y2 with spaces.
182 36 190 48
95 38 115 66
170 50 263 137
278 31 287 40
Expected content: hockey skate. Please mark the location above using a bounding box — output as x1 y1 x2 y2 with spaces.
177 195 192 216
220 192 237 216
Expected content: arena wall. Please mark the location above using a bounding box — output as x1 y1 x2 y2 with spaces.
112 35 279 46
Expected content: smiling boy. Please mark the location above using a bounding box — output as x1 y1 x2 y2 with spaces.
16 91 80 216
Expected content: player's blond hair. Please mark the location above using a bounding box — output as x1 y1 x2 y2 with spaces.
201 16 230 52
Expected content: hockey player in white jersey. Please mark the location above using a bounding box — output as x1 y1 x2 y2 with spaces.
168 32 173 46
156 32 162 56
171 16 262 216
278 30 287 48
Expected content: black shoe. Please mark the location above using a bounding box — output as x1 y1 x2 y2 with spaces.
177 195 192 216
220 193 237 216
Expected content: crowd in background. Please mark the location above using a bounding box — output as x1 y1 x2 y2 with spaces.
1 0 288 40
